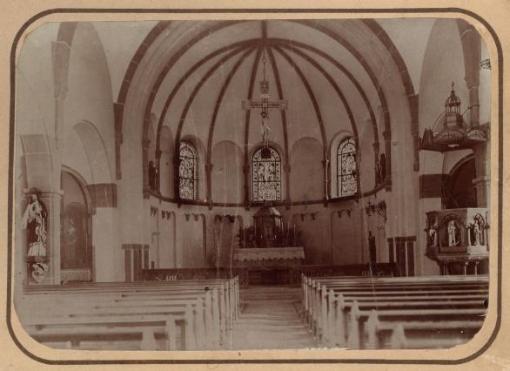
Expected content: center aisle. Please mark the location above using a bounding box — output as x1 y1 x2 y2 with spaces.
228 285 317 350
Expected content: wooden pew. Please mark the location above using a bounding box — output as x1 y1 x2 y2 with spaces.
363 310 484 349
301 274 488 348
344 300 486 348
25 314 181 350
19 277 239 351
301 274 487 325
23 293 202 350
309 288 487 343
24 276 240 330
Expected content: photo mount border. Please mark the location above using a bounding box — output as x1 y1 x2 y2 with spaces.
6 6 504 366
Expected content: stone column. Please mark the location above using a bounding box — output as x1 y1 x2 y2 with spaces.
284 163 291 209
473 131 490 207
243 164 250 210
322 157 328 205
206 162 213 209
142 137 151 199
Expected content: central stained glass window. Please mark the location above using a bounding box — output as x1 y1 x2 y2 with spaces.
252 146 281 202
179 142 197 200
337 137 358 197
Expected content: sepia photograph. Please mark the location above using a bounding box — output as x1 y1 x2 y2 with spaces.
6 8 501 364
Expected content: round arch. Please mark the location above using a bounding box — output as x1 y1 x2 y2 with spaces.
60 166 94 283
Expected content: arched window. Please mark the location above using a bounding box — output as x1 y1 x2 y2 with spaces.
252 146 281 202
337 138 358 197
179 142 198 200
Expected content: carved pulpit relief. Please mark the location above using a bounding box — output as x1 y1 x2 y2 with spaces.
425 209 488 275
469 214 486 247
447 220 458 246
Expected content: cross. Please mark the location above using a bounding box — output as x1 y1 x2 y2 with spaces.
242 49 287 150
242 80 287 119
242 80 287 147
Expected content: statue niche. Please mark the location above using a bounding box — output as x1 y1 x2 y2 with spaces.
21 188 49 284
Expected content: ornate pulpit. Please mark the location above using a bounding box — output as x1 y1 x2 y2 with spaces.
425 208 489 275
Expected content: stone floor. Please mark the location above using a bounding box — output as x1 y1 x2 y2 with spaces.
228 285 317 350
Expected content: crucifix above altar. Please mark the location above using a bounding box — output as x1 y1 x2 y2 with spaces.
242 49 287 156
241 80 288 117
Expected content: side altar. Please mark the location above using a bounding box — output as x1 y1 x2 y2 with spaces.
234 206 305 285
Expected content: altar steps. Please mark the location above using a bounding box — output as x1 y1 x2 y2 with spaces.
230 286 317 349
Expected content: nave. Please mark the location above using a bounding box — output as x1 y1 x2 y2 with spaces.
13 18 493 355
17 273 488 351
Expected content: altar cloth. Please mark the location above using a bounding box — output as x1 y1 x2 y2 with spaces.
233 247 305 262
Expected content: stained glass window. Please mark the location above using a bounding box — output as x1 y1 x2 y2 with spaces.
179 142 197 200
252 146 281 202
337 138 358 197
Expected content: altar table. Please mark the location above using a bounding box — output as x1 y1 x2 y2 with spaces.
233 247 305 285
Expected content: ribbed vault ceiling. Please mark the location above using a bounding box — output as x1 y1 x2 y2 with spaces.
137 20 408 157
114 19 419 201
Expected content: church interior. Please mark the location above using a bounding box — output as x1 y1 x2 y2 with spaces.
13 18 492 351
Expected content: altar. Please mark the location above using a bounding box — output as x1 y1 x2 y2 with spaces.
234 206 305 285
233 246 305 263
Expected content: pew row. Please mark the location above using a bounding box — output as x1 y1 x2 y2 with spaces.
18 277 239 351
301 274 488 349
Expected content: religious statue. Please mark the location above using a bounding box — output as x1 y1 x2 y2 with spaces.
428 228 437 247
473 219 480 245
148 160 159 191
261 121 271 149
427 215 439 247
447 219 458 246
22 189 48 257
379 154 386 182
470 216 484 246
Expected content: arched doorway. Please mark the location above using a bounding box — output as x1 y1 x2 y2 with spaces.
444 156 477 209
60 169 93 282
